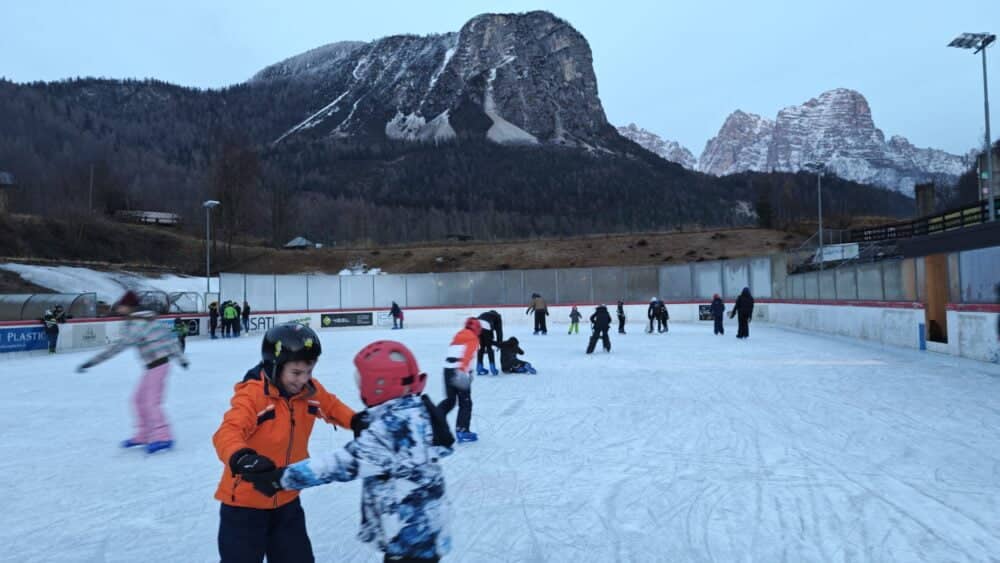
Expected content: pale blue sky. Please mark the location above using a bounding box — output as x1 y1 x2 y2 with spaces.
3 0 998 156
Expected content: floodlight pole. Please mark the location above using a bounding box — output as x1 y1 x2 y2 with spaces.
203 200 220 298
817 169 824 271
982 44 995 222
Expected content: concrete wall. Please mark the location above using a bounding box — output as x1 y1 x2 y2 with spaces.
762 302 926 350
947 308 1000 363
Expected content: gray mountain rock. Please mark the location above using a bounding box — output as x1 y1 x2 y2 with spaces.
616 123 696 169
698 89 970 194
258 11 611 148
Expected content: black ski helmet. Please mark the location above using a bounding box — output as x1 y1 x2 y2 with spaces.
261 322 322 370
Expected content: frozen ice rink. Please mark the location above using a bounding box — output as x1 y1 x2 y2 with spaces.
3 321 1000 562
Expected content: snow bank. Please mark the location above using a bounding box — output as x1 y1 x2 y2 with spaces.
0 263 217 304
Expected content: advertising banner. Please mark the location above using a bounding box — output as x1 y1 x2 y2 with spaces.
0 326 50 353
321 312 373 328
71 324 107 349
698 305 714 321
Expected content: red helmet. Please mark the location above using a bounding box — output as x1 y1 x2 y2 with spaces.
353 340 426 407
464 317 482 336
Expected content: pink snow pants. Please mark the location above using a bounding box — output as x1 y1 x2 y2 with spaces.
131 362 171 443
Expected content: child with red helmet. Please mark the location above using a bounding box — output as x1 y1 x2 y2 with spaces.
243 341 455 562
437 317 481 442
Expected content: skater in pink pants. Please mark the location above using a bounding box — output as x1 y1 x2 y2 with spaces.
78 290 189 454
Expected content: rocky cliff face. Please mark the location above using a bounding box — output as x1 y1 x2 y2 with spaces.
698 89 969 193
257 11 612 148
616 123 696 169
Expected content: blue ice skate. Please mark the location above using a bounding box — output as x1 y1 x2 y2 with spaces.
524 364 537 375
489 364 499 376
456 430 478 443
121 438 145 449
476 362 489 376
146 440 173 454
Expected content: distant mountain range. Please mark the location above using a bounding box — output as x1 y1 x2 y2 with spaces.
618 89 972 194
0 11 916 248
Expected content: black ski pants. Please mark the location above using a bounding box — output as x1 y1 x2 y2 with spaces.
218 498 314 563
477 341 496 366
713 316 724 335
737 312 751 339
618 315 626 333
587 327 611 353
438 370 473 431
534 310 547 333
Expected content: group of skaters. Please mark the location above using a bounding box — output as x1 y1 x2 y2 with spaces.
550 288 756 354
65 286 757 563
208 300 251 339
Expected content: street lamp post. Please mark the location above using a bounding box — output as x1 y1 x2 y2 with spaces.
804 163 825 270
203 200 221 299
949 32 996 222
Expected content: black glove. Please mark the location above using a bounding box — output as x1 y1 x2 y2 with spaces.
180 359 190 370
229 448 277 475
351 411 371 438
244 468 286 497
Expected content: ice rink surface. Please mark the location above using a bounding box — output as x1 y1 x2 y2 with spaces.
2 321 1000 562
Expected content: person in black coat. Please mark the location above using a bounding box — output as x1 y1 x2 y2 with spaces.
499 337 536 374
731 287 755 339
41 305 68 353
616 300 626 334
476 310 503 375
710 294 726 335
208 302 219 339
390 301 403 329
646 298 658 333
657 301 670 333
242 301 251 333
587 305 612 354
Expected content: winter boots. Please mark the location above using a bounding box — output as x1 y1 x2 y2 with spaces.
456 429 478 442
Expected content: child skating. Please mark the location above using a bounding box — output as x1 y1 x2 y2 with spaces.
438 318 481 442
77 290 189 454
241 340 452 563
500 337 536 374
568 306 582 334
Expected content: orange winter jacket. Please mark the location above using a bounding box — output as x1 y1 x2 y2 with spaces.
444 327 479 373
213 365 355 509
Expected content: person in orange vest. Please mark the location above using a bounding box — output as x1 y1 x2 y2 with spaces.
212 322 364 563
437 317 481 442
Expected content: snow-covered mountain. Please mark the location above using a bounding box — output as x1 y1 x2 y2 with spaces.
616 123 696 169
257 11 613 148
698 89 970 194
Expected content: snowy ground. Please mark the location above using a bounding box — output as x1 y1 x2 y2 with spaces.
0 263 217 303
2 322 1000 562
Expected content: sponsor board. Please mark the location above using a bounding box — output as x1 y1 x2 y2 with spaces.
0 326 49 353
698 305 714 321
72 324 107 348
321 312 373 328
246 316 277 333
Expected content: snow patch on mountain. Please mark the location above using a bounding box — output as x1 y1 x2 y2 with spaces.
698 89 971 194
616 123 696 169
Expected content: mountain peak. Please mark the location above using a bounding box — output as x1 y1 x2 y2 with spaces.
699 89 968 193
265 11 608 148
616 123 696 169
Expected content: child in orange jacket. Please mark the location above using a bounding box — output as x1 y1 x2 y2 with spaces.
212 322 363 563
437 317 481 442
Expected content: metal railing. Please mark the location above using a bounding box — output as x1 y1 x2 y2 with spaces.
850 198 999 243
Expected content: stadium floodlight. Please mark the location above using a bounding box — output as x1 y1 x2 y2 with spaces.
949 32 996 222
803 162 826 270
203 200 221 297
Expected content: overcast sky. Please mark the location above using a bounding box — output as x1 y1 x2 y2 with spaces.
3 0 998 156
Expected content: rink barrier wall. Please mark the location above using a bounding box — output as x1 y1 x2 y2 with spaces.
0 300 995 363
